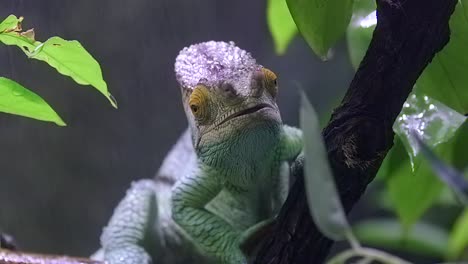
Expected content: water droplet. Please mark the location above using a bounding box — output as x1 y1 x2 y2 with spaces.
12 89 23 96
108 93 118 108
393 93 466 169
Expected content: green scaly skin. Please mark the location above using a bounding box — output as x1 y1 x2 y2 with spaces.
93 41 302 264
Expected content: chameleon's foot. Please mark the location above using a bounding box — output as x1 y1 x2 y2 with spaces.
97 179 158 264
104 245 152 264
0 233 17 250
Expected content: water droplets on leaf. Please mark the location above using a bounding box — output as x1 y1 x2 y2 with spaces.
393 93 467 169
355 10 377 29
12 89 24 96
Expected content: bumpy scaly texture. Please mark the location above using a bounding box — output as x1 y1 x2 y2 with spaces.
175 41 260 89
95 41 303 264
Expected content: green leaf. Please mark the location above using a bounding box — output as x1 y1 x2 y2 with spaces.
393 94 466 168
26 37 117 108
0 15 117 108
385 121 468 228
411 131 468 205
353 218 449 258
386 138 446 228
300 91 350 240
0 77 65 126
415 0 468 113
447 209 468 260
0 15 37 52
346 0 376 68
267 0 298 55
387 94 467 226
287 0 354 58
0 15 21 32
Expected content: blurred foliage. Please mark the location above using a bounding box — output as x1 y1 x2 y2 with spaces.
0 15 115 126
268 0 468 262
301 91 353 242
267 0 297 55
353 219 449 258
448 209 468 260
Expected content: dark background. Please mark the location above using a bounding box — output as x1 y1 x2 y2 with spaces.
0 0 353 257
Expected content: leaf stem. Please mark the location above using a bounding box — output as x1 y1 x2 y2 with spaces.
326 247 412 264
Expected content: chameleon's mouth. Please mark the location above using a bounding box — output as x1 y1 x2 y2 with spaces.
218 103 272 127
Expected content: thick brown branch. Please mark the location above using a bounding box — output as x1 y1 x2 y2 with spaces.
254 0 458 263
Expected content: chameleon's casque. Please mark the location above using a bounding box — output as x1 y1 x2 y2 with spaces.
175 41 260 89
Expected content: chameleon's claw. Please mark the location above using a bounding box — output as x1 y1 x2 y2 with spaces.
0 233 17 250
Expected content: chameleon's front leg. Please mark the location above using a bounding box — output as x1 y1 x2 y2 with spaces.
95 180 157 264
172 165 245 263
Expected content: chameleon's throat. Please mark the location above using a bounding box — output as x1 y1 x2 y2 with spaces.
217 103 272 127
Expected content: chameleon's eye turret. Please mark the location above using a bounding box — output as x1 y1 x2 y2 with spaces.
189 85 211 124
261 68 278 97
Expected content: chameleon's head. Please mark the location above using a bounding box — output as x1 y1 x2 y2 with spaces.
175 41 282 147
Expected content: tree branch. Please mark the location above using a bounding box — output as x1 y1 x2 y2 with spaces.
0 249 103 264
254 0 458 263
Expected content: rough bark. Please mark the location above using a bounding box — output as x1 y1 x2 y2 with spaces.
254 0 458 263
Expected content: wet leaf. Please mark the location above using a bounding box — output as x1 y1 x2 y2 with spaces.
267 0 298 55
287 0 353 59
393 94 466 168
354 218 449 258
346 0 376 68
0 77 65 126
300 91 350 240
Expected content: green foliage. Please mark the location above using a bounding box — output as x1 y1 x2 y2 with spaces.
0 15 115 125
267 0 297 55
347 0 468 113
346 0 376 68
0 78 65 126
416 2 468 113
412 130 468 205
386 94 467 227
287 0 353 58
266 0 355 57
300 91 351 241
353 219 449 258
385 139 447 228
448 209 468 260
27 37 116 108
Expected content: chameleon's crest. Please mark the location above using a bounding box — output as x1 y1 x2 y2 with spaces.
175 41 260 90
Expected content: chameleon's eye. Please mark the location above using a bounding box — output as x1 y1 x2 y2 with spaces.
262 68 278 97
189 85 211 123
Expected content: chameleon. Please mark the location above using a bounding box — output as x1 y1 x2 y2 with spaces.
93 41 303 264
